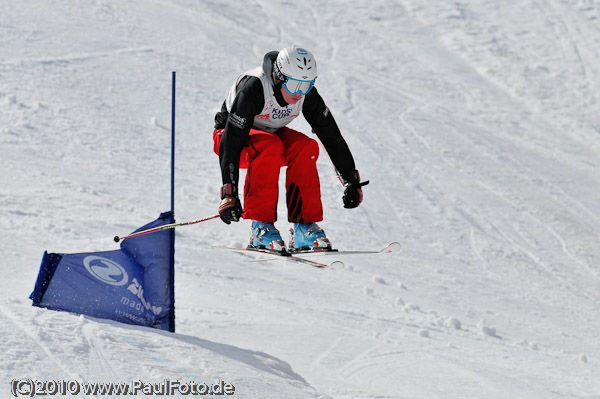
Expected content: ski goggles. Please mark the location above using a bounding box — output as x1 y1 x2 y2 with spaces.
283 77 315 96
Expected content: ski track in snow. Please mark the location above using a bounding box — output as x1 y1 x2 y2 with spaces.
2 0 600 398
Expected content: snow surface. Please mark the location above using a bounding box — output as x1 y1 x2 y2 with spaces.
2 0 600 397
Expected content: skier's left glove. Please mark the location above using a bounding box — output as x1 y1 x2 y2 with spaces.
341 170 369 209
218 183 243 224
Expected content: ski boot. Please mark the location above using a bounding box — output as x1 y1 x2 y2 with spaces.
249 221 287 253
289 222 332 252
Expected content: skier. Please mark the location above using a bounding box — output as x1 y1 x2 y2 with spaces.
213 45 367 252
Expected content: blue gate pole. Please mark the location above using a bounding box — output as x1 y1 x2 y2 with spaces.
171 71 176 214
169 71 176 332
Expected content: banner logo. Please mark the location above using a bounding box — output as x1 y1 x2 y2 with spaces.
83 256 129 286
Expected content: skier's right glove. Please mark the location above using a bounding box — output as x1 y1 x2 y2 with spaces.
341 170 369 209
218 183 243 224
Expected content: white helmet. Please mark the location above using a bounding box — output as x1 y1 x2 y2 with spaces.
273 45 317 95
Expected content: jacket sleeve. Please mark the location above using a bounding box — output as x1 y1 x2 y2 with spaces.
218 76 264 192
302 87 357 182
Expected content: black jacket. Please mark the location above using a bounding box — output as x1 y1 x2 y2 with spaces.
214 52 356 193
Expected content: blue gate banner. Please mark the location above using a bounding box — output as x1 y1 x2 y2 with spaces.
30 211 175 332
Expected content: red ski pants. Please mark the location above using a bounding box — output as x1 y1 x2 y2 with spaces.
213 127 323 223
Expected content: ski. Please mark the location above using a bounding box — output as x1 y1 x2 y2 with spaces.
289 242 401 256
213 245 344 269
213 242 399 268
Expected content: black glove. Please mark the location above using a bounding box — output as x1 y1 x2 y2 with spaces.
218 183 243 224
341 170 369 209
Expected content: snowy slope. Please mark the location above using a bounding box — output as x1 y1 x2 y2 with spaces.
2 0 600 398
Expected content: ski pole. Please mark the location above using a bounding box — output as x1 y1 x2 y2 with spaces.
114 214 220 242
318 140 370 188
318 140 344 186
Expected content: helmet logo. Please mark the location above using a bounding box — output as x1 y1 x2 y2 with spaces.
296 48 308 55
